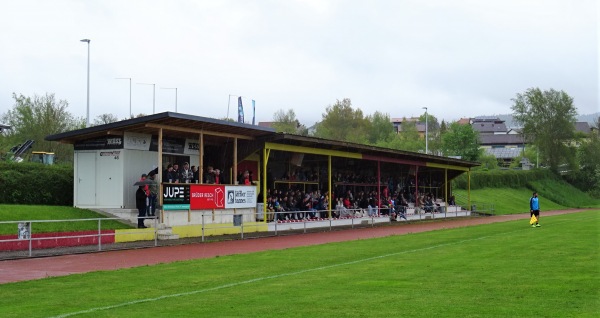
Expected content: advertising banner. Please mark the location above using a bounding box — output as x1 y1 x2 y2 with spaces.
149 135 186 154
190 185 225 209
124 132 151 150
225 186 257 208
163 184 190 210
74 135 123 150
189 185 256 210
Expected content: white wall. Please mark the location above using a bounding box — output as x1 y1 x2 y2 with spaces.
123 149 159 209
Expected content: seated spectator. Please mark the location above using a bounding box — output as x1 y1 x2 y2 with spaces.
367 198 377 217
449 195 456 206
424 195 435 213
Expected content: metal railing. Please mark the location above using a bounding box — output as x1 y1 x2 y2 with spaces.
0 205 482 259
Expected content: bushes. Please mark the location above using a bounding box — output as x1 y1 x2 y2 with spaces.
452 169 556 190
0 162 73 205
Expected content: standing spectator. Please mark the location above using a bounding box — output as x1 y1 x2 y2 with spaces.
205 166 216 184
147 171 159 218
191 166 198 183
135 185 147 228
180 162 193 183
530 192 541 227
239 170 251 185
214 169 222 184
163 165 177 183
172 163 181 183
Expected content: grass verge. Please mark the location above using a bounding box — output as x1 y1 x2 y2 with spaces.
0 205 132 235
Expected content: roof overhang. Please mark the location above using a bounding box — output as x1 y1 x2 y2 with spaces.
45 112 276 145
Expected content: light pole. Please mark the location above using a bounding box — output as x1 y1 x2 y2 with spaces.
161 87 178 112
137 83 156 114
116 77 132 117
422 107 428 154
80 39 90 127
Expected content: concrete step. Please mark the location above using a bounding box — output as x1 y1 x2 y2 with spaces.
158 234 179 240
143 219 165 228
157 228 173 235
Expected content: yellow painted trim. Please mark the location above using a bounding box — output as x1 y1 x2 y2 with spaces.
265 142 362 159
115 228 156 242
426 162 469 171
171 223 269 238
468 169 471 209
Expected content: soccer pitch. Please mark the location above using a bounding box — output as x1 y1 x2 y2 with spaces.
1 211 598 317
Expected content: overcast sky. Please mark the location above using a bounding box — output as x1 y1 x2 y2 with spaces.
0 0 598 127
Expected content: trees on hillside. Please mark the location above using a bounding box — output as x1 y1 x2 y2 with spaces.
511 88 578 172
93 113 119 126
441 122 480 161
313 98 370 144
1 93 84 162
271 109 308 135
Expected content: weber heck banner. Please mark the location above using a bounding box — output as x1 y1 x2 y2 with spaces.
190 185 256 210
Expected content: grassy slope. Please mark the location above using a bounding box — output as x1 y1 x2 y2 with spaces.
0 205 132 235
453 178 600 215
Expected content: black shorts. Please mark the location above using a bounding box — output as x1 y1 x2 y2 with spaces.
531 210 540 217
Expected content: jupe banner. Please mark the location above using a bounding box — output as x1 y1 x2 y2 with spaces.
163 184 257 210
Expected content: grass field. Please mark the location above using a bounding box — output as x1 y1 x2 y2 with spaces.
0 210 597 317
0 205 132 235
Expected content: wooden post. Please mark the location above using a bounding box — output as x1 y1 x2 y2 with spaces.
233 137 238 184
199 132 204 184
158 128 164 222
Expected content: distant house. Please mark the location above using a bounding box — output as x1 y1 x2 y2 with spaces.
471 116 508 135
470 117 524 166
257 121 274 129
0 124 11 133
575 122 592 135
391 117 427 138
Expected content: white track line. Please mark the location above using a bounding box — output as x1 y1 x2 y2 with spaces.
49 215 595 318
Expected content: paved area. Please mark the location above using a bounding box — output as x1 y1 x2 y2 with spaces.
0 210 586 284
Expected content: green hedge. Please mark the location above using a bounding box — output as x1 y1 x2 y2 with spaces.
452 169 557 190
0 162 73 205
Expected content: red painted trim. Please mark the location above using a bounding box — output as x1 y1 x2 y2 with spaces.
0 230 115 251
362 154 424 166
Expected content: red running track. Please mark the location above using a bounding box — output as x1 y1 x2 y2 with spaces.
0 210 585 284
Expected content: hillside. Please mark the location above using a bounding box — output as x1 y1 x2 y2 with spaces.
453 176 599 215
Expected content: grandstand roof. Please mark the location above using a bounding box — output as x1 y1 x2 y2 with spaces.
46 112 480 170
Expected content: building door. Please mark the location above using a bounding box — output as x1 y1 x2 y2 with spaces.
76 152 96 206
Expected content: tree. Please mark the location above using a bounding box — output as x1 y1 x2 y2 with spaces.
379 120 423 152
93 113 120 126
313 98 369 144
1 93 84 163
365 111 395 145
441 122 480 161
476 152 499 170
573 121 600 197
511 88 578 172
271 109 308 135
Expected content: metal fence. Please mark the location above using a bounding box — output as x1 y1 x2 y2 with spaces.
0 206 487 260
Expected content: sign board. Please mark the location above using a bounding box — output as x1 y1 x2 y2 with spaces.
163 185 257 210
163 184 190 210
124 132 152 150
18 222 30 239
74 135 123 150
